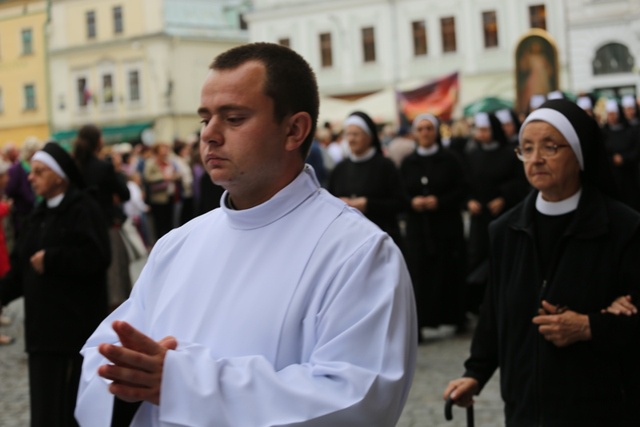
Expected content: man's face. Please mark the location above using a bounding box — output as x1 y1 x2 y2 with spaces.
198 61 291 207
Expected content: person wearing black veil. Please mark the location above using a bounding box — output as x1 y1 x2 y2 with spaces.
462 112 529 315
328 111 405 250
0 142 110 427
495 108 522 147
602 98 640 211
444 99 640 426
400 113 468 341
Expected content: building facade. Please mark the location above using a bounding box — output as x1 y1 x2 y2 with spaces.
48 0 249 146
0 0 50 146
247 0 568 123
566 0 640 100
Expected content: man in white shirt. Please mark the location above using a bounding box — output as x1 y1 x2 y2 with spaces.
75 42 416 427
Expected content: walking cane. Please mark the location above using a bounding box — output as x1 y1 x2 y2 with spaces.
444 396 475 427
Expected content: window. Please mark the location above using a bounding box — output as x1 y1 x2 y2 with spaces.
278 38 290 48
319 33 333 67
441 17 456 53
362 27 376 63
593 43 635 75
529 5 546 30
239 14 248 30
77 77 91 107
482 11 498 48
102 74 114 104
412 21 428 56
21 29 33 55
24 84 36 110
86 10 96 39
128 70 140 102
113 6 123 34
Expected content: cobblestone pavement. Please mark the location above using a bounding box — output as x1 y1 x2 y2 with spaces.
0 257 503 426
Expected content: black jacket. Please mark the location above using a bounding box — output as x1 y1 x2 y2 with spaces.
465 185 640 426
328 153 405 248
0 187 110 353
81 155 130 226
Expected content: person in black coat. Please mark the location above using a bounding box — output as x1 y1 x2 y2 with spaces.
328 111 405 249
400 113 467 340
0 142 110 427
444 99 640 426
73 124 130 227
463 112 529 313
602 99 640 211
73 124 131 310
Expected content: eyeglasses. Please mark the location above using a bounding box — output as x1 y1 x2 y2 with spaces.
514 144 571 162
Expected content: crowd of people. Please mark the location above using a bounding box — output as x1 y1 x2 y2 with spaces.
0 40 639 426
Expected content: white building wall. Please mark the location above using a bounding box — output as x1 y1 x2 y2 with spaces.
248 0 567 121
566 0 640 96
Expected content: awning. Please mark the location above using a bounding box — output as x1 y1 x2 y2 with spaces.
52 121 154 148
462 96 513 117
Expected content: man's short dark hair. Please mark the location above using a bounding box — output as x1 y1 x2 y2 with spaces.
210 42 319 159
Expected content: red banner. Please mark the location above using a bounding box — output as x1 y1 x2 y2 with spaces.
396 72 459 123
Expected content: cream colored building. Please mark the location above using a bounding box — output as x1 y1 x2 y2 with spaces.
565 0 640 100
48 0 249 146
0 0 50 147
247 0 568 124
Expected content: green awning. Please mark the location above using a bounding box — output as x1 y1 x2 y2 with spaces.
52 122 153 148
463 97 513 117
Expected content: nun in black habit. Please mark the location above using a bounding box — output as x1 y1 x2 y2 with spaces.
400 113 467 340
0 142 110 427
328 111 405 249
444 99 640 426
462 112 529 313
602 98 640 211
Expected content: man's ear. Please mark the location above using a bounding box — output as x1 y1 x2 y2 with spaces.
284 112 312 152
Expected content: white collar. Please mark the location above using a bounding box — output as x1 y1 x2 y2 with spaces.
220 165 320 230
47 193 65 208
479 141 500 151
535 188 582 216
348 147 377 163
417 145 439 157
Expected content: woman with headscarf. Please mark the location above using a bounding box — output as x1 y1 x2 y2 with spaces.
400 114 468 341
463 112 529 314
328 111 405 248
602 99 640 211
444 99 640 425
0 142 110 427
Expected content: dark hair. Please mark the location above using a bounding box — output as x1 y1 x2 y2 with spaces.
73 124 102 174
210 42 319 159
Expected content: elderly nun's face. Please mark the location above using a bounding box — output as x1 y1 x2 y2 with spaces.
345 124 372 156
414 119 437 148
28 160 67 200
520 121 581 202
474 126 492 144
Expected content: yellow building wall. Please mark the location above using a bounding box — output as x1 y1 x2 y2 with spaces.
59 0 154 48
0 0 50 148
